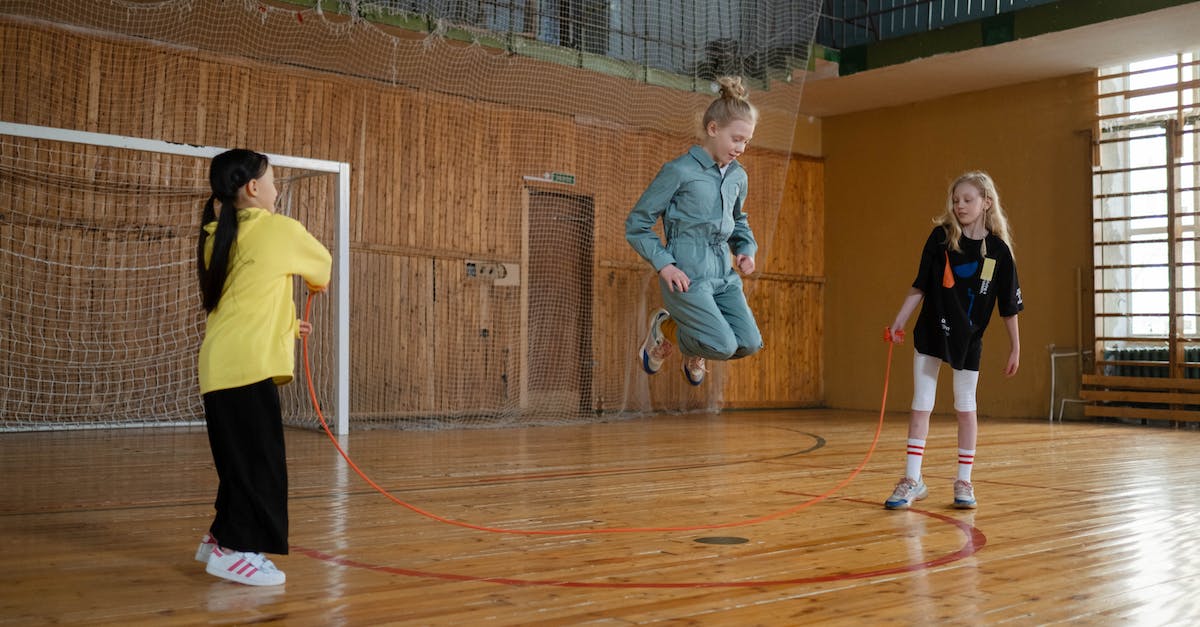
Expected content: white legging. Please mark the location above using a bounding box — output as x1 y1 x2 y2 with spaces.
912 351 979 412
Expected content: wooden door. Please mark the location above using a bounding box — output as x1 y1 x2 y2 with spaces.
525 189 594 415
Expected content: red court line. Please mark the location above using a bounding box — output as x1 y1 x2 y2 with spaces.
292 495 986 589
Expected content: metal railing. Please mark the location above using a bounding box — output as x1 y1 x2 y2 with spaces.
343 0 822 81
817 0 1058 49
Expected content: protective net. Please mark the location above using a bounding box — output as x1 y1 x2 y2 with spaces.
0 0 824 431
0 132 341 431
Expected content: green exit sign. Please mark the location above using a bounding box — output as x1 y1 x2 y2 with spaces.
549 172 575 185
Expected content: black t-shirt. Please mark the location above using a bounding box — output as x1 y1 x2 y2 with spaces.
912 226 1023 371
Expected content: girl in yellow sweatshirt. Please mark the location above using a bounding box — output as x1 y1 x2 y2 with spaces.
194 149 331 586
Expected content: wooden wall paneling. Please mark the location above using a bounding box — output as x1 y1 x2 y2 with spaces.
175 56 198 147
434 94 454 255
468 104 484 261
723 280 822 408
586 124 635 264
398 253 430 415
468 106 487 254
437 92 457 251
494 281 522 412
136 45 158 140
395 94 413 252
374 251 402 417
479 107 498 257
385 94 404 249
386 91 405 248
351 250 383 416
84 40 100 133
312 76 333 169
409 93 431 250
460 97 482 255
0 27 17 119
208 64 233 150
280 79 298 159
0 20 826 421
350 250 438 418
429 256 516 416
349 250 373 415
790 156 826 277
736 152 782 272
34 28 52 124
722 155 825 408
490 107 508 259
238 65 255 148
351 93 367 246
592 267 644 412
367 93 391 250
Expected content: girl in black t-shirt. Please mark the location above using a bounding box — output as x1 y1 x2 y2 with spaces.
883 171 1023 510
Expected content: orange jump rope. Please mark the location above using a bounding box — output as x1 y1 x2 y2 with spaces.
302 293 896 535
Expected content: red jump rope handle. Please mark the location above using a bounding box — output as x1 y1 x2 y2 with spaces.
883 327 905 343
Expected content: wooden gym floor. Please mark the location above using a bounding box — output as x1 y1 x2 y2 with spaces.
1 409 1198 625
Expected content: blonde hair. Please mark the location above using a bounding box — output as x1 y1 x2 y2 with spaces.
702 76 758 131
936 170 1014 259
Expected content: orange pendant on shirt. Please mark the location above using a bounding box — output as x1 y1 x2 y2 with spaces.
942 250 955 288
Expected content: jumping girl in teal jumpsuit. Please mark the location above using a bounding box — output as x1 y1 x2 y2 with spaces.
625 76 763 386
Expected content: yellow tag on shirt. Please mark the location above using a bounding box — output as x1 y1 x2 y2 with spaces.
981 257 996 282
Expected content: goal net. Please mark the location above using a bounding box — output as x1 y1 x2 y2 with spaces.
0 0 824 431
0 124 346 432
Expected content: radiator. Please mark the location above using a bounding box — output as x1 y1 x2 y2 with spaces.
1103 346 1200 378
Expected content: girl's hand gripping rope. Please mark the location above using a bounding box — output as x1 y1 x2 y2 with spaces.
883 327 905 344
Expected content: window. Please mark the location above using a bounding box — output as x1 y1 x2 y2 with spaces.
1094 53 1200 376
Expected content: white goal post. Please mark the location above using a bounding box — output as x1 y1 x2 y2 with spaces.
0 121 351 435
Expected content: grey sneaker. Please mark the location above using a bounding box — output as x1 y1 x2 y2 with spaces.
953 479 977 509
884 477 928 509
640 309 674 374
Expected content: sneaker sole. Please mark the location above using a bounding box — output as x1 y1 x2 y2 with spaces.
640 349 661 374
953 500 977 509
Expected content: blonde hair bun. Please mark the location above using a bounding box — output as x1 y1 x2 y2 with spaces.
716 76 749 101
703 76 758 130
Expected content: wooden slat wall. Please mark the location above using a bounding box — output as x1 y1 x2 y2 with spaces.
0 18 826 422
725 155 826 408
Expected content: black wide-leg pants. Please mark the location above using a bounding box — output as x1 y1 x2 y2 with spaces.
202 378 288 555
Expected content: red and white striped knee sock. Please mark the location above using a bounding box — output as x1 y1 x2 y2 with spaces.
905 439 926 480
957 448 975 482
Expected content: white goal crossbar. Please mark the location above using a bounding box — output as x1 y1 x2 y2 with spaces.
0 121 351 435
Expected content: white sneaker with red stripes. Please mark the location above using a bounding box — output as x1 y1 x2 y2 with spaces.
206 546 286 586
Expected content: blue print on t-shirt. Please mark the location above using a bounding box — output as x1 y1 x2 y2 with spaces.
953 261 979 278
952 261 979 324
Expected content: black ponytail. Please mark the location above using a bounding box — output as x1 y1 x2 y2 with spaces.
197 149 269 312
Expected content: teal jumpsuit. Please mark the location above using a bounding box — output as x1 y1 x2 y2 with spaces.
625 145 763 361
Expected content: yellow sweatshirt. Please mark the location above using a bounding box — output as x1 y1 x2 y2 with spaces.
198 207 332 394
